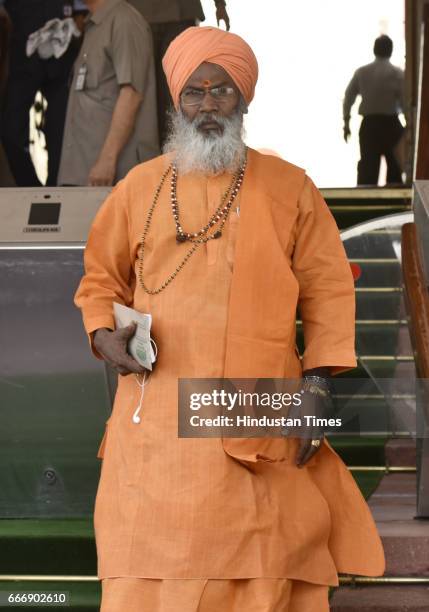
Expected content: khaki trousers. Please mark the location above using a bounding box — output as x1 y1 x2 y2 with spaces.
100 577 330 611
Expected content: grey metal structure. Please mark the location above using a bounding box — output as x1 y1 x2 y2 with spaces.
342 213 428 518
0 188 113 517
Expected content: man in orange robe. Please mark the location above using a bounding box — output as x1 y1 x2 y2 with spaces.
74 26 385 612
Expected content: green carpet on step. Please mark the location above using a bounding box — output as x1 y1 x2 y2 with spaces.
350 470 383 499
0 519 96 575
328 436 386 498
328 435 387 466
0 519 93 538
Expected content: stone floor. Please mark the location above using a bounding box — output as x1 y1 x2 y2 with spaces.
331 585 429 611
330 471 429 610
369 473 429 576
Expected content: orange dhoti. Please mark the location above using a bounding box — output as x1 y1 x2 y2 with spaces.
100 577 329 612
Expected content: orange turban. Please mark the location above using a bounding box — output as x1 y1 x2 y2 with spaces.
162 26 258 109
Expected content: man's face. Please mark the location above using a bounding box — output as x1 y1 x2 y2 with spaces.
179 62 240 137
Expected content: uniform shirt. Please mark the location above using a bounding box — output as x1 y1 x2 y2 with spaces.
126 0 205 24
343 57 404 119
58 0 160 186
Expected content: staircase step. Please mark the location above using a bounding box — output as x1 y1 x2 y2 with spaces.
297 322 408 355
369 474 429 576
355 292 405 321
322 187 411 206
350 470 385 499
385 439 417 467
330 585 429 611
0 520 96 575
328 436 386 466
346 360 415 379
330 205 410 230
354 264 402 287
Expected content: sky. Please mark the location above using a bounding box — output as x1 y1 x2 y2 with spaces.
201 0 405 187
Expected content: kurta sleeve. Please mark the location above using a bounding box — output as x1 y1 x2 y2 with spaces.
74 180 134 359
292 176 357 374
111 9 152 95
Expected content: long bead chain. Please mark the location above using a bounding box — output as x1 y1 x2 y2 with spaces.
171 159 246 243
137 156 247 295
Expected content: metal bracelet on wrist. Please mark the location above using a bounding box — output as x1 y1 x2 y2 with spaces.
301 375 331 398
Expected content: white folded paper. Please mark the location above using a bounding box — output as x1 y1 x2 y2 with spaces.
113 302 156 370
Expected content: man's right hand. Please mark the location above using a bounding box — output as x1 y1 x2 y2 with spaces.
93 323 146 376
88 153 116 186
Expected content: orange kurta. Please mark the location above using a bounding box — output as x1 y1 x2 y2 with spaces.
74 148 385 586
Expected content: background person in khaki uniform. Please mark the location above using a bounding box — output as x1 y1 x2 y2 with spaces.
58 0 160 186
127 0 230 145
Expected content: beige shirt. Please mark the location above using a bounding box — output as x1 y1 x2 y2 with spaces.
343 57 405 119
58 0 160 186
126 0 205 24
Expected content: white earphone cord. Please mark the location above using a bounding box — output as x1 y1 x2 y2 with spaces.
132 338 158 424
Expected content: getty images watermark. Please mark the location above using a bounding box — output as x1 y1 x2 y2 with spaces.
188 387 341 429
178 378 339 439
178 378 429 438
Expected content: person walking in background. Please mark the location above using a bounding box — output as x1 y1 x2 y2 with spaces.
0 0 81 186
343 34 405 186
58 0 160 186
127 0 230 145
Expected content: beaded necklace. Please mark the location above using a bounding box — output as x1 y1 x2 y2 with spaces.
137 152 247 295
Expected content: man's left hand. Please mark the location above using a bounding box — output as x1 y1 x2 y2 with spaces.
295 437 323 468
216 4 230 30
295 389 326 467
283 386 330 467
88 155 116 186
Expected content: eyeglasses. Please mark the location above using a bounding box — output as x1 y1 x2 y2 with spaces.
180 85 237 106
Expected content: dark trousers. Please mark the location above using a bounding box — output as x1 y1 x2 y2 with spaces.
1 43 76 187
150 20 195 147
357 114 404 186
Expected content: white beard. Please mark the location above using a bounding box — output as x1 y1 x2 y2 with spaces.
163 108 247 175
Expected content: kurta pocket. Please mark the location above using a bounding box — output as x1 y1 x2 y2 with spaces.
222 334 299 464
222 437 289 467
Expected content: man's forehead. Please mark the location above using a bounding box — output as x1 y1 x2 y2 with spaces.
183 62 236 88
